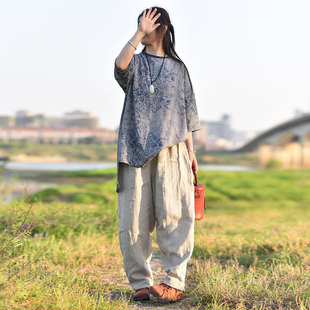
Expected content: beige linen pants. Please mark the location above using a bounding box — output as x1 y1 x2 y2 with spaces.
117 141 195 291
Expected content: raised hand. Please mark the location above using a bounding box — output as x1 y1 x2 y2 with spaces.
138 8 161 35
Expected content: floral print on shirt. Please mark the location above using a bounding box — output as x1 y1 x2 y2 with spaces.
114 51 200 192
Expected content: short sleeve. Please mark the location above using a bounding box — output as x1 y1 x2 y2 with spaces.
114 54 136 93
183 65 201 132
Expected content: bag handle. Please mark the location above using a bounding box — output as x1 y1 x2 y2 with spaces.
193 170 198 185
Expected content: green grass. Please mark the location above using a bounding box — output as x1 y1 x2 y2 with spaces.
189 169 310 309
0 168 310 309
0 141 117 162
39 167 117 178
0 140 259 167
197 150 260 167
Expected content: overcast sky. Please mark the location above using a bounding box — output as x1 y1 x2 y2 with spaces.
0 0 309 132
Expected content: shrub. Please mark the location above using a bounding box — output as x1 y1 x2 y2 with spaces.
264 158 282 170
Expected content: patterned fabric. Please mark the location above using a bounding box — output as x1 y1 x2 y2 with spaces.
114 51 200 192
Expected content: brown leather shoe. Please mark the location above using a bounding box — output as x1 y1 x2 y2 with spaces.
133 287 150 301
149 283 184 301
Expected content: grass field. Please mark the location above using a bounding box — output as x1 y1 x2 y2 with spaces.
0 141 259 166
0 141 118 162
0 168 309 309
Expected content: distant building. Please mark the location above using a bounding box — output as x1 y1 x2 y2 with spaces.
193 114 258 150
0 127 117 144
2 109 99 129
193 122 208 148
207 114 232 141
15 110 36 127
0 115 13 127
15 110 33 117
200 114 234 150
0 110 262 148
62 110 98 129
0 109 113 144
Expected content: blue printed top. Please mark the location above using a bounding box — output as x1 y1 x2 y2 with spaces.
114 51 200 192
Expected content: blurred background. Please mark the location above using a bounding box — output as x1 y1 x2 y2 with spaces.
1 2 310 308
1 0 310 201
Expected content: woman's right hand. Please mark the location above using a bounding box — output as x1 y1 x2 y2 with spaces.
138 8 161 35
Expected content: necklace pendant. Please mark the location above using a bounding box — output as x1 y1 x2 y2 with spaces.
149 84 155 94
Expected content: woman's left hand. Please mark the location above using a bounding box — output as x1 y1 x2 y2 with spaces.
188 151 198 174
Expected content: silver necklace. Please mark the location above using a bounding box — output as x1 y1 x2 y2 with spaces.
145 52 166 94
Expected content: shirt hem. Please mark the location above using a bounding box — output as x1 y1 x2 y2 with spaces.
115 137 188 193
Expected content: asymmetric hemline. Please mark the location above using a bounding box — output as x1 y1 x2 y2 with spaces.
114 51 201 193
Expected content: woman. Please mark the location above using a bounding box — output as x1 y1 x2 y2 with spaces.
114 6 200 302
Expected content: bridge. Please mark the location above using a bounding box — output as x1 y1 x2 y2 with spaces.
231 113 310 168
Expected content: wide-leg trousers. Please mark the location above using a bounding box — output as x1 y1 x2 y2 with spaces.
117 141 195 291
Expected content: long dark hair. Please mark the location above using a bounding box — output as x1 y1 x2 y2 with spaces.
137 7 194 91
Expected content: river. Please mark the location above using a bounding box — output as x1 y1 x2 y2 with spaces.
0 161 255 203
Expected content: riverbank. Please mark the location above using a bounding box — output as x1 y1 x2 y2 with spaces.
0 168 115 204
9 154 68 162
0 141 260 167
0 164 254 203
1 169 310 308
0 141 118 162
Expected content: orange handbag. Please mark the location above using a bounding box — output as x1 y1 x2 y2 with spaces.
193 171 206 220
